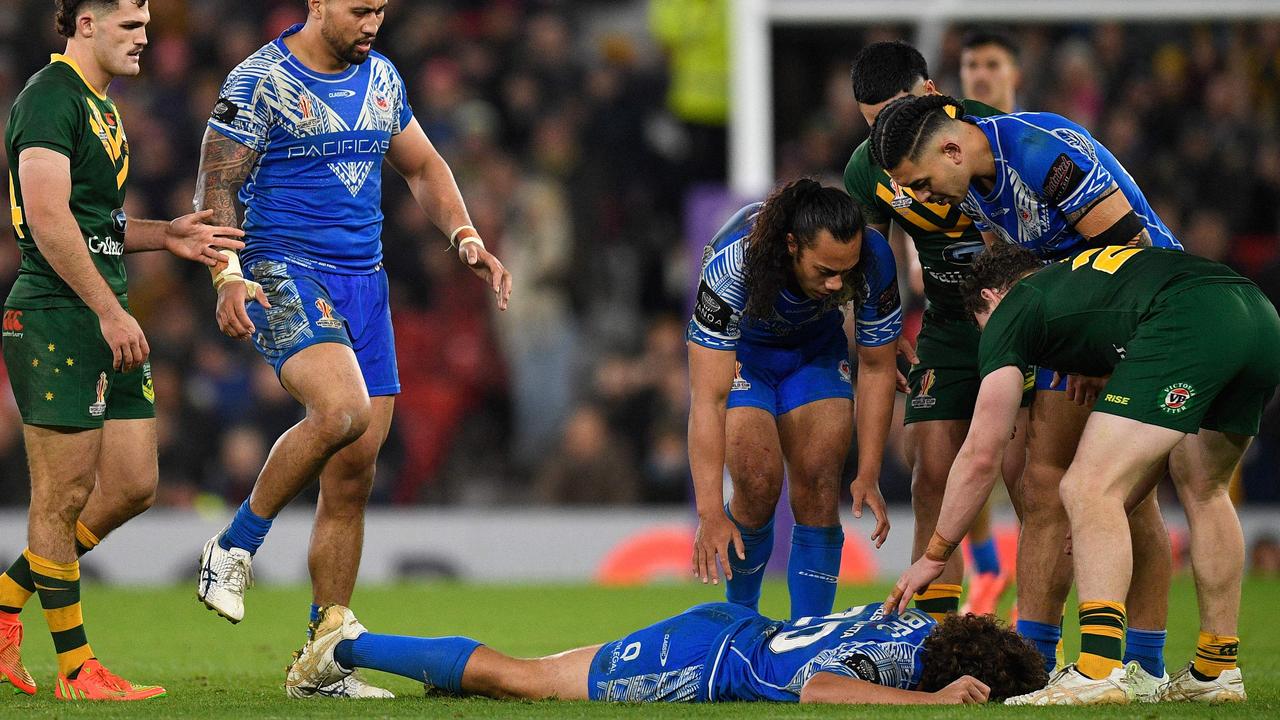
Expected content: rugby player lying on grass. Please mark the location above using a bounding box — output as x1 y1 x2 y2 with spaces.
284 602 1045 704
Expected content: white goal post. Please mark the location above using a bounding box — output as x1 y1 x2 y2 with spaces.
730 0 1280 195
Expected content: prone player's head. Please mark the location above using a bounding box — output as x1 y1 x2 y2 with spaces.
850 40 937 127
742 178 866 319
919 613 1048 702
960 30 1021 113
960 242 1042 328
307 0 387 66
54 0 149 79
869 94 976 207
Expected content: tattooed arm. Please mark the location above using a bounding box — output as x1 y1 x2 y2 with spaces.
194 128 267 339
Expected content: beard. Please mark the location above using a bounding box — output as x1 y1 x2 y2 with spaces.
321 24 373 65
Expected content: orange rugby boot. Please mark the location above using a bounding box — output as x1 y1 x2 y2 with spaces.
54 659 166 701
0 615 36 695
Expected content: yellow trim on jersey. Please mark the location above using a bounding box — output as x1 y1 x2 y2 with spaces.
874 184 972 237
49 54 108 100
8 173 24 239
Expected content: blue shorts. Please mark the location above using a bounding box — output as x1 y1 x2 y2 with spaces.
727 330 853 416
244 259 400 396
1034 366 1067 393
588 602 757 703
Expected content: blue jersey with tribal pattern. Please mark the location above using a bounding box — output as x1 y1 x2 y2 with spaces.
710 604 935 701
958 113 1181 260
208 24 414 273
687 203 902 350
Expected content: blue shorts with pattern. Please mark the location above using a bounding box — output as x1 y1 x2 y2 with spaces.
244 259 400 396
727 328 853 416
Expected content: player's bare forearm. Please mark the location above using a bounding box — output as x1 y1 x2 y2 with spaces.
387 120 472 237
934 367 1024 542
194 129 258 272
853 342 898 483
122 218 170 252
687 342 735 516
18 149 121 317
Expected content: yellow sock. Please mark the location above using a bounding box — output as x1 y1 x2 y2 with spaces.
1193 632 1239 679
26 550 93 677
914 583 962 622
74 521 101 556
1078 600 1125 680
0 550 36 613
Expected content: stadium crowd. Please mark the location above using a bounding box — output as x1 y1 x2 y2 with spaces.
0 1 1276 510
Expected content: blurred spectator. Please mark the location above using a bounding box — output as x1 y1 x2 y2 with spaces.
533 404 641 505
1250 535 1280 577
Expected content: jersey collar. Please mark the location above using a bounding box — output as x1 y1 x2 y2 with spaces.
971 116 1007 204
50 53 108 101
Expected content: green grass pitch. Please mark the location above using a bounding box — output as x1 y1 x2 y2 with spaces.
2 577 1277 717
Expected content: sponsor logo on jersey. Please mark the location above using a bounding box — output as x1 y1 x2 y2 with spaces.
941 240 986 266
839 359 852 384
910 369 938 409
2 310 23 338
328 89 357 99
731 362 751 392
887 177 914 209
88 371 107 418
211 97 239 124
1161 383 1195 413
660 633 671 667
111 208 128 235
87 235 125 256
840 653 882 683
1104 393 1130 406
314 298 343 329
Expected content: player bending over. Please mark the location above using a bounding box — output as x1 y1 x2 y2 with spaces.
285 602 1046 705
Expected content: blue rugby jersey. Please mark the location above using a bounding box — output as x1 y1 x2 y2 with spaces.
958 112 1181 260
686 203 902 351
208 24 414 273
708 604 935 701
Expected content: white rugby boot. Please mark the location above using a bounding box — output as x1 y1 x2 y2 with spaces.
197 533 254 624
1125 660 1169 703
286 605 392 699
1157 663 1246 703
1005 663 1131 705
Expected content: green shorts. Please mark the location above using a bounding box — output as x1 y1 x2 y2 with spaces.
1094 282 1280 436
2 306 156 429
905 312 1033 425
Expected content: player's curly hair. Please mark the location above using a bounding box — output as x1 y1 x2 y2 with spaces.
742 178 867 320
850 40 930 105
960 241 1043 317
869 94 966 171
55 0 147 39
919 613 1049 702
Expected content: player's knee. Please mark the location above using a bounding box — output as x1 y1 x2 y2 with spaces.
308 399 372 449
910 465 947 507
118 481 157 514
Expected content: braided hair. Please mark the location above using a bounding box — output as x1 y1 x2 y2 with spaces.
869 94 966 171
742 179 867 319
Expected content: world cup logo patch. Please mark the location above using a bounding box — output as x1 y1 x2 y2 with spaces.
314 298 343 329
910 368 938 409
89 371 108 417
730 362 750 392
1160 383 1195 414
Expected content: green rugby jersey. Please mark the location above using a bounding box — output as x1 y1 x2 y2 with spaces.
5 54 130 309
979 247 1254 378
844 98 1000 319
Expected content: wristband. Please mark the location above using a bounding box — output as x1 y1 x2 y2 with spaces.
212 250 243 290
924 530 959 563
449 224 480 248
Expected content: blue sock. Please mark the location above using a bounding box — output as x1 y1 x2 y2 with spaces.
723 505 774 612
334 634 481 693
218 499 274 554
788 524 844 620
310 604 321 625
1124 627 1167 677
968 537 1001 576
1017 619 1062 674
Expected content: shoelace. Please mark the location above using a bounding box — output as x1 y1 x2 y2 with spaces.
81 663 129 693
0 620 21 646
223 554 254 594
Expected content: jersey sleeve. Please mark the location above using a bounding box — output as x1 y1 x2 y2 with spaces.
9 83 81 159
687 239 747 351
208 63 273 153
393 64 414 134
844 144 891 226
978 284 1044 377
853 227 902 347
1021 118 1116 218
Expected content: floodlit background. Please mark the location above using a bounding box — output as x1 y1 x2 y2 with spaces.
0 0 1277 584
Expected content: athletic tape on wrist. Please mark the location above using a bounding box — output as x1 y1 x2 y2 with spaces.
925 531 959 563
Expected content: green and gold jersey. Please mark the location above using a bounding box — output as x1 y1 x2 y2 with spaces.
5 54 130 309
979 247 1255 379
844 98 1000 319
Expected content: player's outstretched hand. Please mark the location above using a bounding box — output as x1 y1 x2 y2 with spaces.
883 555 946 616
932 676 990 704
459 241 512 311
849 476 890 548
216 278 270 341
165 209 246 266
693 510 744 585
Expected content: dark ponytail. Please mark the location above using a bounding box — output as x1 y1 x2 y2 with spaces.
742 178 866 319
869 94 965 170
